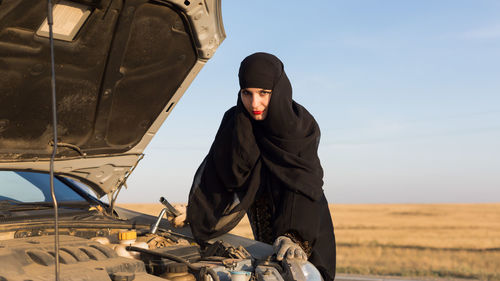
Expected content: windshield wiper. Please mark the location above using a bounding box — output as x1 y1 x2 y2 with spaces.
0 199 21 205
0 201 91 211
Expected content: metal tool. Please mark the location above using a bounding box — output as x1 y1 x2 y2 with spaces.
151 196 181 234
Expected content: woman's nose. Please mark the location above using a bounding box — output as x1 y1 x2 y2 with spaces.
252 94 260 108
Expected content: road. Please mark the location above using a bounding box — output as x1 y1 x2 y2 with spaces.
335 274 479 281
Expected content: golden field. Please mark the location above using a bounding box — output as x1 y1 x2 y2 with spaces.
119 203 500 280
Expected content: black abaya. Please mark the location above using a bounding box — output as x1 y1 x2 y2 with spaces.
187 53 336 281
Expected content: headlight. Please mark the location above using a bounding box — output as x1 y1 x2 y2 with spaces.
283 259 323 281
297 260 323 281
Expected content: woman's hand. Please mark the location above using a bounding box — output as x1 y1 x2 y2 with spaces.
273 236 308 261
167 204 187 227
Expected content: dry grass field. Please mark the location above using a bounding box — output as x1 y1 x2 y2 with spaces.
119 203 500 281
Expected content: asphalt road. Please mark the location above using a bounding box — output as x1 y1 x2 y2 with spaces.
335 276 419 281
335 275 479 281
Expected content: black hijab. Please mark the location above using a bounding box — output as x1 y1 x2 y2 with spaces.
187 52 324 240
238 52 324 199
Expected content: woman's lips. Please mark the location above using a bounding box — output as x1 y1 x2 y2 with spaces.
252 110 263 115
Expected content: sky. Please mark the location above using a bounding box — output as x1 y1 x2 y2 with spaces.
121 0 500 204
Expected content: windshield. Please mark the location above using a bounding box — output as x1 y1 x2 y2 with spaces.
0 171 87 203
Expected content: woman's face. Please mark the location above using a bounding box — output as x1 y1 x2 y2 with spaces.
240 88 272 120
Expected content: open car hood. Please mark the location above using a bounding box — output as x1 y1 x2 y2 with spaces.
0 0 225 197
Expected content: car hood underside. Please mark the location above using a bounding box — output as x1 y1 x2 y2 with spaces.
0 0 225 197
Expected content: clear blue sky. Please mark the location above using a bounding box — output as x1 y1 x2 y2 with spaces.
121 0 500 204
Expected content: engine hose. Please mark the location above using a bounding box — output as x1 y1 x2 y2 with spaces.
159 231 179 243
125 246 220 281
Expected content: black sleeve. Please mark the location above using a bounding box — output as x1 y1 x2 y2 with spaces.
271 185 336 281
186 107 262 243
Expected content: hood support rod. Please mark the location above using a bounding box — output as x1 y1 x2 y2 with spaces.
107 154 144 215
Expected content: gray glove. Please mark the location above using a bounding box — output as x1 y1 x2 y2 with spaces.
273 236 307 261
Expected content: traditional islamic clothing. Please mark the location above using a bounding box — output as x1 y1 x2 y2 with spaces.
187 52 336 281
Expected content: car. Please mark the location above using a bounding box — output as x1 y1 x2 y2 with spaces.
0 1 323 280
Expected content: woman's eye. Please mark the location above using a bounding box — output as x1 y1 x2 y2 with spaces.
260 91 271 96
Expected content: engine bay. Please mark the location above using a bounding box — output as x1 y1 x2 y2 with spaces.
0 228 289 281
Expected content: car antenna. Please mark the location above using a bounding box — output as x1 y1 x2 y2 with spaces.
47 0 61 280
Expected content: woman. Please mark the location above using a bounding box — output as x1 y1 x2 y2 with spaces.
187 52 336 281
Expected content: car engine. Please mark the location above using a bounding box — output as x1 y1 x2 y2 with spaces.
0 229 294 281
